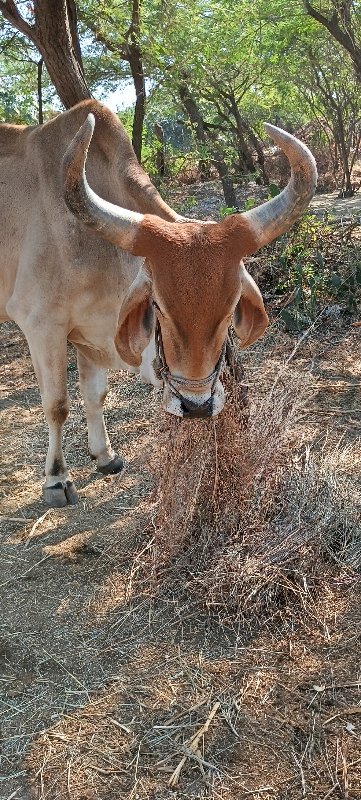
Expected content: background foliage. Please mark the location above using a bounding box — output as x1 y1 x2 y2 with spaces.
1 1 360 188
0 0 360 319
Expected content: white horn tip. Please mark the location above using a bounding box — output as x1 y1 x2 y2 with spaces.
85 113 95 133
264 122 291 143
264 122 318 183
264 122 280 135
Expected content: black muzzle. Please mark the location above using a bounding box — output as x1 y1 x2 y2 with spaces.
153 318 226 419
180 395 214 419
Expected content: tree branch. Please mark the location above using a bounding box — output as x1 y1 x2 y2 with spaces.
303 0 361 80
80 14 129 61
0 0 36 43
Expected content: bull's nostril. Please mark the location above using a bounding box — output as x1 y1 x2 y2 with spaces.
180 396 213 419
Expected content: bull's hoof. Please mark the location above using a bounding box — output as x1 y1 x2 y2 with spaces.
43 480 79 507
97 455 124 475
65 480 79 505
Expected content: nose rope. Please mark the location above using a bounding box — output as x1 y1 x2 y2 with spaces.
153 319 227 405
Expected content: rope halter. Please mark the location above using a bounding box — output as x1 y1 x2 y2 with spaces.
153 318 227 415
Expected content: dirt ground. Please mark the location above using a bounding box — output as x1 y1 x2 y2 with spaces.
1 297 360 800
310 192 361 220
1 177 361 800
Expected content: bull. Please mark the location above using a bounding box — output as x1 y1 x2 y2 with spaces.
0 100 317 507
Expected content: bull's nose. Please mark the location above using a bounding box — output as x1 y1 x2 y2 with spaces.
180 395 213 419
162 381 224 418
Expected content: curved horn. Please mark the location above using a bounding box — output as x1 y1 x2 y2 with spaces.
243 124 317 248
63 113 144 251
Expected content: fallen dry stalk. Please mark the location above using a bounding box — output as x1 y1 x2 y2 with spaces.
0 554 51 589
168 701 220 786
25 509 51 546
323 707 361 727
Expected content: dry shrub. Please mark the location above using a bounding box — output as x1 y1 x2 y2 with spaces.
150 368 361 623
204 440 361 622
278 441 361 569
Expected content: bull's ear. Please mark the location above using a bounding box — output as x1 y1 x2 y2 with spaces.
233 265 269 348
115 272 154 366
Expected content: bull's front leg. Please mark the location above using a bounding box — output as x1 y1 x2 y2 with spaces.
22 325 78 507
76 350 124 475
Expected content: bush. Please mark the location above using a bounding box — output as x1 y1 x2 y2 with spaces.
261 212 361 327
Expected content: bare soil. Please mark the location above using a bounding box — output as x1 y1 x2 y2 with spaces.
164 178 361 222
310 192 361 220
1 301 360 799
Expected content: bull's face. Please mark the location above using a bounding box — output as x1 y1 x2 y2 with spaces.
63 114 317 419
113 216 269 418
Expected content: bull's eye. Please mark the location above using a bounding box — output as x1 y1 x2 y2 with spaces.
143 302 154 336
152 300 164 317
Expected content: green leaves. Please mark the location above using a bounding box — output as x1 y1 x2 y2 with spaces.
268 182 280 198
280 308 304 331
0 0 360 205
273 212 361 325
331 272 342 288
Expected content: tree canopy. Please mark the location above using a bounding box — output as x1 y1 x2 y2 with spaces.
0 0 360 194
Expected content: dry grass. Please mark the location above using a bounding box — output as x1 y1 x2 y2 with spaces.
1 319 361 800
147 360 360 626
25 681 137 800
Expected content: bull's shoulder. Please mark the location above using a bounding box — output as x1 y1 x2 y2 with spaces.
35 100 135 162
39 100 177 220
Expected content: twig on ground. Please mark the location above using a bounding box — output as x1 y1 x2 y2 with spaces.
163 697 209 726
241 789 276 796
25 509 51 546
305 408 361 414
168 701 220 786
67 759 71 799
0 555 50 588
211 421 219 501
321 683 361 691
292 749 307 797
88 764 128 775
322 784 341 800
341 740 349 800
323 707 361 726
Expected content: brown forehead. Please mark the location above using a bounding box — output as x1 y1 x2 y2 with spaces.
133 215 258 300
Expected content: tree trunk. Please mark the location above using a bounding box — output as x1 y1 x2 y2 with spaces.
0 0 91 109
78 0 146 162
229 95 257 175
178 81 212 179
34 0 90 108
334 114 354 196
126 47 145 161
244 123 269 185
213 153 237 207
178 78 237 206
37 57 44 124
178 80 208 143
124 0 146 164
303 1 361 82
154 123 165 176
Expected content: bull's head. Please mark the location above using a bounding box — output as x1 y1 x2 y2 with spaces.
63 114 317 419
